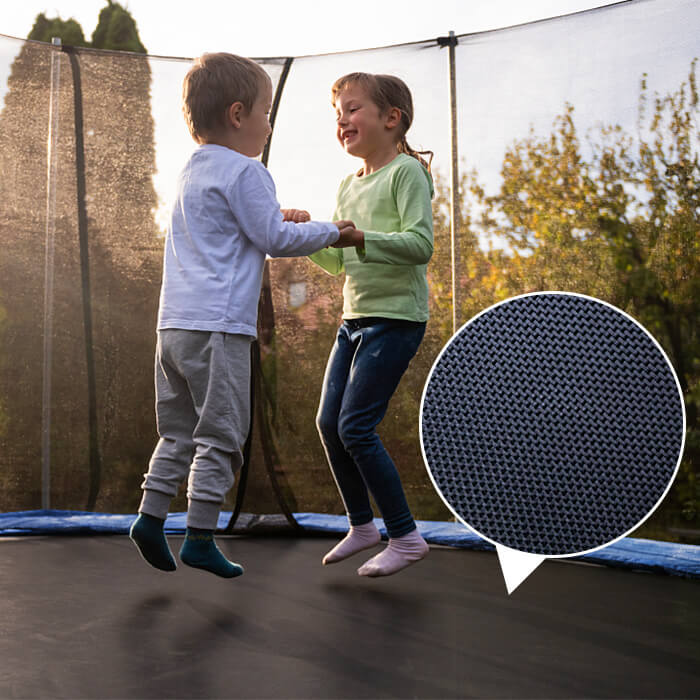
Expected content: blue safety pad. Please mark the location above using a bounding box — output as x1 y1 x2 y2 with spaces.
421 293 685 555
1 510 697 578
295 513 700 578
0 510 222 535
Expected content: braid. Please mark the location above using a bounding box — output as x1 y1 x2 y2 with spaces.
398 135 434 174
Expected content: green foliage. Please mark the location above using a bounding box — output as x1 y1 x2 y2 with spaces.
92 1 147 54
27 2 146 54
435 60 700 537
27 13 89 47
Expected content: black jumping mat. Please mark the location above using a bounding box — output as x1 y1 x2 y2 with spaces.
1 535 698 698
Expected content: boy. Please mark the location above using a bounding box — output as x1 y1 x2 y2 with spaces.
130 52 359 577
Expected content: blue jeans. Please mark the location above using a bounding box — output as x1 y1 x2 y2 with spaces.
316 317 426 538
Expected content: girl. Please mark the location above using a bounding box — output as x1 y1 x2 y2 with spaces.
310 72 434 577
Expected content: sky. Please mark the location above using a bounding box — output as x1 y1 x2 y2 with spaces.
3 0 623 58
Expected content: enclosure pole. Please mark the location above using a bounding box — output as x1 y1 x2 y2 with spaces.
448 30 460 335
42 37 62 511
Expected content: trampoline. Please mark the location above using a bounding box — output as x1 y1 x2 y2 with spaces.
1 1 699 697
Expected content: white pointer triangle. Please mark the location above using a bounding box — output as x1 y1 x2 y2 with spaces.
496 544 546 594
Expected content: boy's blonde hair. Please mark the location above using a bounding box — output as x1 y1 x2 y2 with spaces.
182 52 270 142
331 72 434 172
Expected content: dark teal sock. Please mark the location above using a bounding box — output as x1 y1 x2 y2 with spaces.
179 528 244 579
129 513 176 572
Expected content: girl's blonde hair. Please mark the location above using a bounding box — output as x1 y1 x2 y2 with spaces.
331 72 434 173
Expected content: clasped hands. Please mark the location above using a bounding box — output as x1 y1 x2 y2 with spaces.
281 209 364 248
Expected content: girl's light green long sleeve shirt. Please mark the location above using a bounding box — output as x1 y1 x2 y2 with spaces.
309 153 434 322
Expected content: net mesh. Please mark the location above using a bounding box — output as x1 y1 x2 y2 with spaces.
0 0 697 538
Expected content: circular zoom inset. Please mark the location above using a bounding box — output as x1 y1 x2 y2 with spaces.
420 292 685 556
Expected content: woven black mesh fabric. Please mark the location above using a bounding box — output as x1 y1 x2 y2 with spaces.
421 293 684 555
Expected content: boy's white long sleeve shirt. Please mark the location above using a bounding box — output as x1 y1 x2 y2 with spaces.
157 144 339 337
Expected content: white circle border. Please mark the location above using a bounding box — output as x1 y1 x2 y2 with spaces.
418 290 688 559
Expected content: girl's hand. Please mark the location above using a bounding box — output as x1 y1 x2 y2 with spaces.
333 220 364 248
281 208 311 223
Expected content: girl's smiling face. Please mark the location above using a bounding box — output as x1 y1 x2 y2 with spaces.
335 83 394 159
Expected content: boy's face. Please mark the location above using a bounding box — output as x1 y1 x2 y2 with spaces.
236 77 273 157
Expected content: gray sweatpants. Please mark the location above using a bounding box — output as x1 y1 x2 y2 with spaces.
139 329 253 529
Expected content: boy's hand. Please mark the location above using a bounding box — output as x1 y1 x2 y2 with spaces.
332 220 365 248
281 208 311 223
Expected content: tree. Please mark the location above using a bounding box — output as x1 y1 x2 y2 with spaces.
27 13 89 47
0 298 6 440
92 1 147 53
445 61 699 536
27 2 146 53
6 1 156 512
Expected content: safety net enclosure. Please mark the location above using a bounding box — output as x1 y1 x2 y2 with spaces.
0 0 698 544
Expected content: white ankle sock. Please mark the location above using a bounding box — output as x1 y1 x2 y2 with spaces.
322 522 381 565
357 528 429 577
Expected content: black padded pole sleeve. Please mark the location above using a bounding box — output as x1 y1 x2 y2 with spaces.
63 46 102 512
